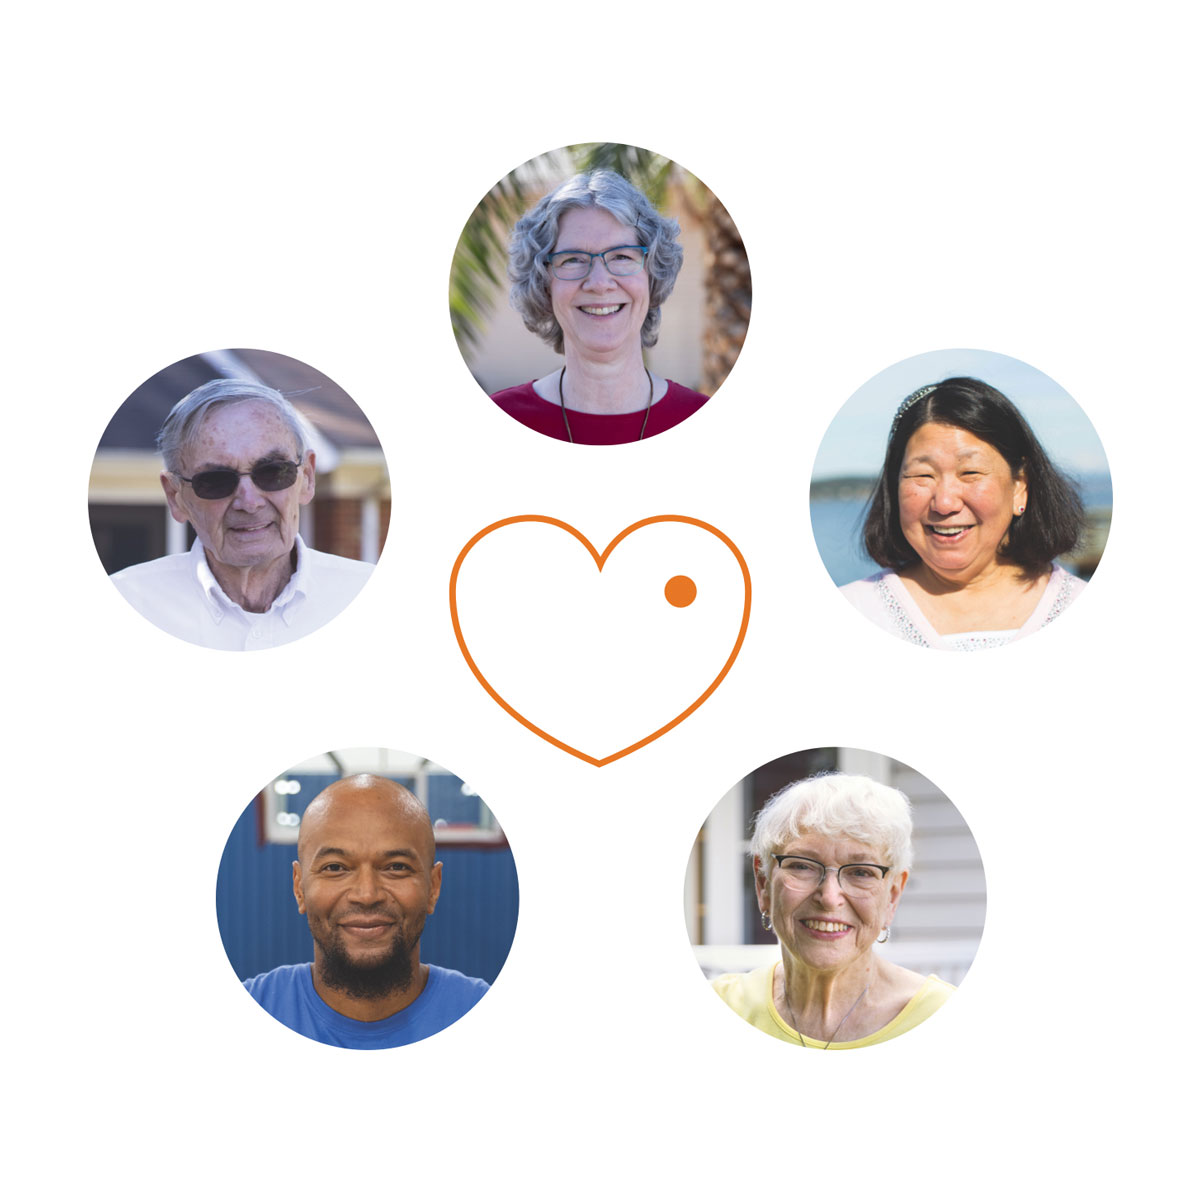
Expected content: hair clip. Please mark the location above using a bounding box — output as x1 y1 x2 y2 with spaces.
889 384 939 438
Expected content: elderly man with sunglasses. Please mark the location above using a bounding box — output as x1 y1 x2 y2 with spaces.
111 379 375 649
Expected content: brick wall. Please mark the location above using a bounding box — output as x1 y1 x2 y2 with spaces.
313 496 392 561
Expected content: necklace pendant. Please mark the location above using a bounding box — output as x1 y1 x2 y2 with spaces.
558 365 655 443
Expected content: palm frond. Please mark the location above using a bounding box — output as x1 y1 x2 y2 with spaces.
450 171 534 351
571 142 675 207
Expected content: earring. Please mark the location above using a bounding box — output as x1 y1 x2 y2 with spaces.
761 912 773 932
1016 505 1025 516
877 926 891 944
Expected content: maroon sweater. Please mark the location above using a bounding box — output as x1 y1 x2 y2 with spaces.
489 380 709 445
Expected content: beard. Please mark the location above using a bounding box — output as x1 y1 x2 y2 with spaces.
312 917 425 1001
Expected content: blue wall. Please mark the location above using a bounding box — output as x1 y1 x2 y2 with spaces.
215 784 519 986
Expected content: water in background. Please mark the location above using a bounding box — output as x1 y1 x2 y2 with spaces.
812 472 1113 587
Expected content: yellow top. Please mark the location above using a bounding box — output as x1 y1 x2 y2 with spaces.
711 962 955 1048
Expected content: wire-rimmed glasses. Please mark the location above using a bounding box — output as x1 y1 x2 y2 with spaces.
771 854 891 895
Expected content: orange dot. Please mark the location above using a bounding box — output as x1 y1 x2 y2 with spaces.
664 575 697 608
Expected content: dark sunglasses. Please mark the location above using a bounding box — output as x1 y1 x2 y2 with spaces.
174 458 302 500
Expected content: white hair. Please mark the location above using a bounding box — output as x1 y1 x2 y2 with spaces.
751 772 914 875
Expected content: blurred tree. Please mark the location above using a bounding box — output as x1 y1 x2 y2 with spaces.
448 168 538 350
450 143 750 395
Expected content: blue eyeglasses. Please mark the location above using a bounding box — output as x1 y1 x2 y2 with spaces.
545 245 649 280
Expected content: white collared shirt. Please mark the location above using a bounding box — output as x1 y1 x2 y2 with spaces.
111 536 374 650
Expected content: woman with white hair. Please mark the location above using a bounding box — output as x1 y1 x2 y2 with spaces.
491 170 708 445
712 773 954 1048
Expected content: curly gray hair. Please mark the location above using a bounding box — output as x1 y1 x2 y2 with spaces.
507 170 684 354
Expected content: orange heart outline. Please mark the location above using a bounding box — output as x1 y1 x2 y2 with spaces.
449 514 752 767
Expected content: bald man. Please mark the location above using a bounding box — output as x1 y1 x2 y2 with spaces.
242 775 490 1048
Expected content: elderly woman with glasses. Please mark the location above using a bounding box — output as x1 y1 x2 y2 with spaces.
840 377 1088 649
711 774 954 1048
490 170 708 445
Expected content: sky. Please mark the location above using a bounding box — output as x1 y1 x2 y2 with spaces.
811 347 1111 479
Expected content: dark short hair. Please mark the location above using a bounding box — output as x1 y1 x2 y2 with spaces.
862 377 1086 572
507 170 684 353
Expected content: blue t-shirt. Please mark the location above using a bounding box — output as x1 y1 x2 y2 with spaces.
243 963 490 1049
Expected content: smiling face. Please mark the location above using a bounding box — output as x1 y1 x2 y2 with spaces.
293 779 442 998
757 832 906 973
160 400 315 575
897 421 1027 584
549 205 650 363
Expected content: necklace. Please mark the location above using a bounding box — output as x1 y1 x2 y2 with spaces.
781 970 872 1049
558 365 654 444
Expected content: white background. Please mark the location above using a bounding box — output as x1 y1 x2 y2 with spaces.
7 2 1195 1185
454 517 749 761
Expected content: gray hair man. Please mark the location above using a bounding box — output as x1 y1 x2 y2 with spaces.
111 379 374 649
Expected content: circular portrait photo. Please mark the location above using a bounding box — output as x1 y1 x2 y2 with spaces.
811 349 1110 651
685 747 984 1049
216 747 518 1050
90 348 387 650
450 142 750 445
